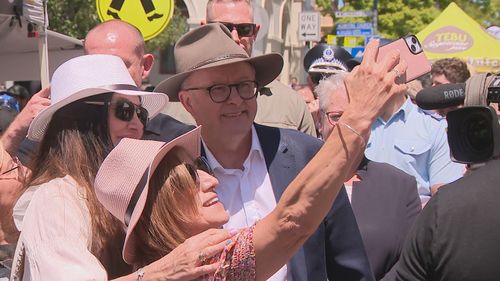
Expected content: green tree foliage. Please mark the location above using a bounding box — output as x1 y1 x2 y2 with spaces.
316 0 498 39
145 8 188 53
47 0 188 52
435 0 499 27
376 0 439 38
47 0 100 39
315 0 333 15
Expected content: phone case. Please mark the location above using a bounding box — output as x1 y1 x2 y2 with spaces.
377 35 431 83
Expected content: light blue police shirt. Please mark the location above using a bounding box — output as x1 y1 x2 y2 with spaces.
365 98 464 203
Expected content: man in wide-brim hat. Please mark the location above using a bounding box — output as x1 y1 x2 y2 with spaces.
155 22 373 281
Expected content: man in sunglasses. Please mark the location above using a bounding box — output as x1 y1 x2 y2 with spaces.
163 0 317 137
204 0 317 137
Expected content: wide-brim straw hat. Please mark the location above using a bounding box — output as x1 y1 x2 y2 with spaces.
94 126 201 264
27 54 169 141
154 23 284 101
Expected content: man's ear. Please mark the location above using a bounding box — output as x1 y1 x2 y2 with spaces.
179 91 194 114
142 53 154 80
254 24 261 39
200 19 207 25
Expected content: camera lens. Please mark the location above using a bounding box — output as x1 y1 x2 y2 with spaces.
412 37 417 44
464 114 491 151
447 107 495 163
411 45 417 52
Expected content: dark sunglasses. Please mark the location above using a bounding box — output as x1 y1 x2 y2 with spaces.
209 21 256 37
85 99 149 126
185 156 214 185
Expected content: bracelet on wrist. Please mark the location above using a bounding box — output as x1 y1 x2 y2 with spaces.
337 122 367 147
136 267 145 281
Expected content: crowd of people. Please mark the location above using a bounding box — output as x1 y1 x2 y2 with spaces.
0 0 498 280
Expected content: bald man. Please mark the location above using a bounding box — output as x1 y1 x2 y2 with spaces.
84 20 154 86
84 20 193 142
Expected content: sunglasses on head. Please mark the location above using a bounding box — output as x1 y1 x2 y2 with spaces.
185 156 214 186
85 99 149 126
209 21 256 37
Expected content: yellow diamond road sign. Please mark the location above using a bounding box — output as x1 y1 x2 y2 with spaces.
97 0 174 41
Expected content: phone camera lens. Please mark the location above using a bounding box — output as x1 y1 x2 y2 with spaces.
411 45 416 52
412 37 417 44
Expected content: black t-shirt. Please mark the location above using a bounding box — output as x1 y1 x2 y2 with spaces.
396 158 500 281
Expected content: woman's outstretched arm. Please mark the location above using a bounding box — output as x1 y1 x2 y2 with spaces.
253 39 409 281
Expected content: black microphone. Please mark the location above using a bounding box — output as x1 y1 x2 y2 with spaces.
415 83 466 110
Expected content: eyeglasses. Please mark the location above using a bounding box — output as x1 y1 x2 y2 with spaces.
209 21 256 37
85 99 149 126
185 156 214 186
183 80 258 103
324 111 342 126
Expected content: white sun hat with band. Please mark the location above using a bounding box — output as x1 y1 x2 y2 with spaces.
94 126 201 264
27 54 169 141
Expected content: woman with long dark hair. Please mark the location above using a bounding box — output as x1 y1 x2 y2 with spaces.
11 54 169 280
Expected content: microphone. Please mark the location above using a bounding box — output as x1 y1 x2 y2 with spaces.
415 83 466 110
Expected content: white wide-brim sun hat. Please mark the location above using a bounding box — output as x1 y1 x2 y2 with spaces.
27 54 169 141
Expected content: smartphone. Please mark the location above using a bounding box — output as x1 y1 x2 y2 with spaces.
376 35 431 83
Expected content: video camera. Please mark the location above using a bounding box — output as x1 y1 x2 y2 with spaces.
416 72 500 164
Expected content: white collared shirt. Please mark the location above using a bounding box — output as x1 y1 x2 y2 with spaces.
202 125 293 281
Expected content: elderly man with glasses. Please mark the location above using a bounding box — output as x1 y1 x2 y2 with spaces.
315 73 421 281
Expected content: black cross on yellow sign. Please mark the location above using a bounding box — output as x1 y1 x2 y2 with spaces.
96 0 174 41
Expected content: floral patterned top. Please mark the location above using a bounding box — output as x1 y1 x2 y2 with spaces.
197 226 256 281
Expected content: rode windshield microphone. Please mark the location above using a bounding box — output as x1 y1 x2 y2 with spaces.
415 83 466 110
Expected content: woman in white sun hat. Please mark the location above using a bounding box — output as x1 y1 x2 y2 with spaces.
9 54 227 281
12 54 235 281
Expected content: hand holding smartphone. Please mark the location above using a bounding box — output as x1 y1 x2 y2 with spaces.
376 35 431 83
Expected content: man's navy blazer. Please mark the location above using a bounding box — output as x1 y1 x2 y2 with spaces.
253 124 374 281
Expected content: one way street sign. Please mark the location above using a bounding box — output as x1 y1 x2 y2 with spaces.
298 12 320 42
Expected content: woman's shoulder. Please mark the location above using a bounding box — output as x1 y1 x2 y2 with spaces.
17 175 91 240
14 175 81 226
30 175 79 194
26 175 87 214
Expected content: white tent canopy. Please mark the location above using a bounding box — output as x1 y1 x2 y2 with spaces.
0 2 83 82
